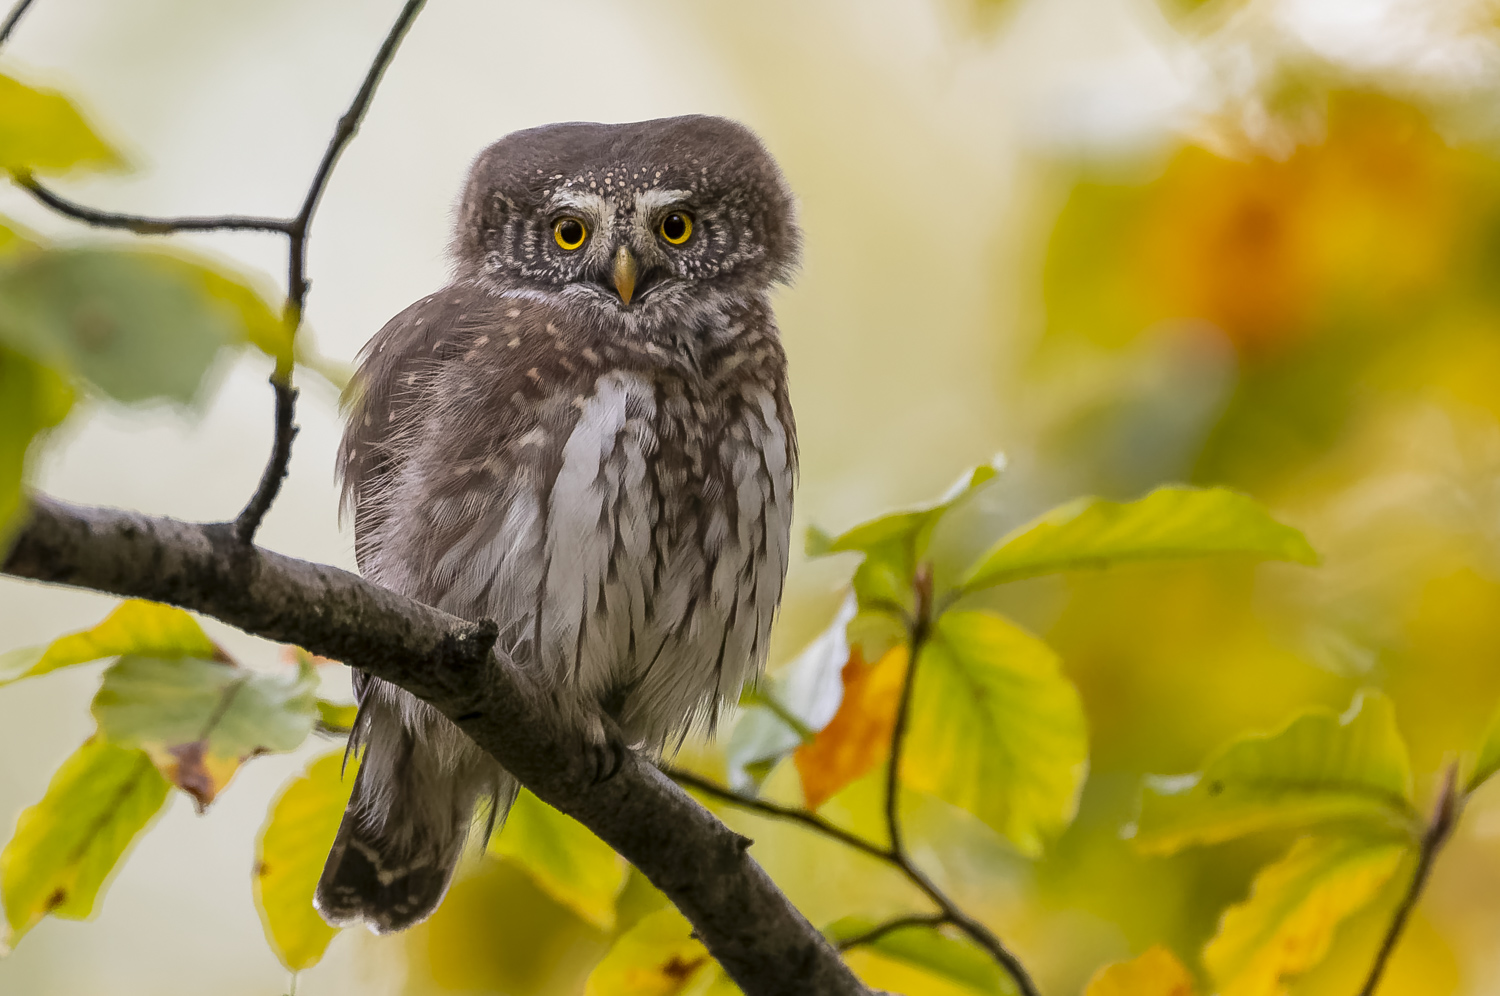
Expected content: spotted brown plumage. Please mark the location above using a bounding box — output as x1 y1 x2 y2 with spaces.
315 116 800 933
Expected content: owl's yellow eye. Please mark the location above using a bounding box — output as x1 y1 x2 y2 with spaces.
553 217 587 251
660 212 693 245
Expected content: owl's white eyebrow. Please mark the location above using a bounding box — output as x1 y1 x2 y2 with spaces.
634 189 693 215
547 190 610 216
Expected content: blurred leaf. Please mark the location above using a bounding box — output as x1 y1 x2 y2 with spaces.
0 346 72 552
254 749 359 972
726 597 852 792
795 645 906 810
194 267 293 373
0 737 169 952
315 699 358 734
1466 698 1500 794
961 486 1317 592
904 610 1088 856
0 74 124 174
0 598 217 686
92 656 319 810
825 916 1020 994
1084 945 1198 995
584 907 737 996
0 216 41 256
1132 691 1417 854
0 249 254 405
490 788 627 932
1204 834 1406 996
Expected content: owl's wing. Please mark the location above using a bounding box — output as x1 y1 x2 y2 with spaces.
339 283 609 612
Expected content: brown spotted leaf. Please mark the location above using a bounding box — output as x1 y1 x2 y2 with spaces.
91 655 319 810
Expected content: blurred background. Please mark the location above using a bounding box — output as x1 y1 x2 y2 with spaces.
4 0 1500 992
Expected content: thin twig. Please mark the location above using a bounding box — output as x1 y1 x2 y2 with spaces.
1358 762 1462 996
665 766 894 866
231 0 426 543
835 913 950 951
0 0 36 46
15 174 293 234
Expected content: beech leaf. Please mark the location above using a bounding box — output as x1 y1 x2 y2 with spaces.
489 788 627 931
0 737 170 952
254 750 359 972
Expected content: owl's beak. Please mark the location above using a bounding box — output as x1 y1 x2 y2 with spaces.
613 245 638 305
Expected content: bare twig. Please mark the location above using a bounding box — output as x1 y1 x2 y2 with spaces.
834 913 950 952
0 0 37 46
1358 762 1462 996
232 0 427 543
15 174 293 234
2 495 875 996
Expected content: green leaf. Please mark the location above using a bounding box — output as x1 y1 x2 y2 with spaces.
490 788 627 931
195 267 293 373
810 461 1002 615
0 74 124 174
584 907 736 995
0 248 253 405
961 486 1318 592
814 462 1001 559
92 655 319 809
315 699 359 734
0 737 170 952
825 916 1020 994
1204 833 1407 996
254 749 358 972
0 599 217 686
1467 698 1500 794
903 610 1088 856
1131 690 1417 854
0 346 72 551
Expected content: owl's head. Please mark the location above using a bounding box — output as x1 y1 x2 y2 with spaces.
452 115 799 325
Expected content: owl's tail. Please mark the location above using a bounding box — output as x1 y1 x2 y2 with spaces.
314 686 515 934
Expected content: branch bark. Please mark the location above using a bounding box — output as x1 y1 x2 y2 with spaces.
1 495 872 996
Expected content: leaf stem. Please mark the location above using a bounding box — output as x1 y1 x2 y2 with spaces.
1357 761 1462 996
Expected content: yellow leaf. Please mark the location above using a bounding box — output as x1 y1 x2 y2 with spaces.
904 611 1088 856
0 737 170 952
195 266 293 374
489 788 627 931
794 645 907 809
254 750 360 972
585 907 737 996
1204 834 1407 996
0 599 218 686
0 345 71 552
0 73 124 174
1085 946 1198 996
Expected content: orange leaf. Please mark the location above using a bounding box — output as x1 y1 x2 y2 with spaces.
794 645 907 809
1085 945 1198 996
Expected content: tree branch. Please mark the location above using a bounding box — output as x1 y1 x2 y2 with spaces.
1 495 873 996
1358 762 1462 996
835 913 950 952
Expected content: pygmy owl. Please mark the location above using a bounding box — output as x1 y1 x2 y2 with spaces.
314 115 800 932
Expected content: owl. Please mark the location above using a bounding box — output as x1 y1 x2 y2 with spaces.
314 115 800 932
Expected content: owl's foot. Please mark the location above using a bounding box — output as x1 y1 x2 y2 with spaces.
580 711 628 785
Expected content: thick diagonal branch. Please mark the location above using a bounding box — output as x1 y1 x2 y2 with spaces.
1 495 872 996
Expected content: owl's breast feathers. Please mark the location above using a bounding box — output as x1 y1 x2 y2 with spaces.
340 283 796 744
